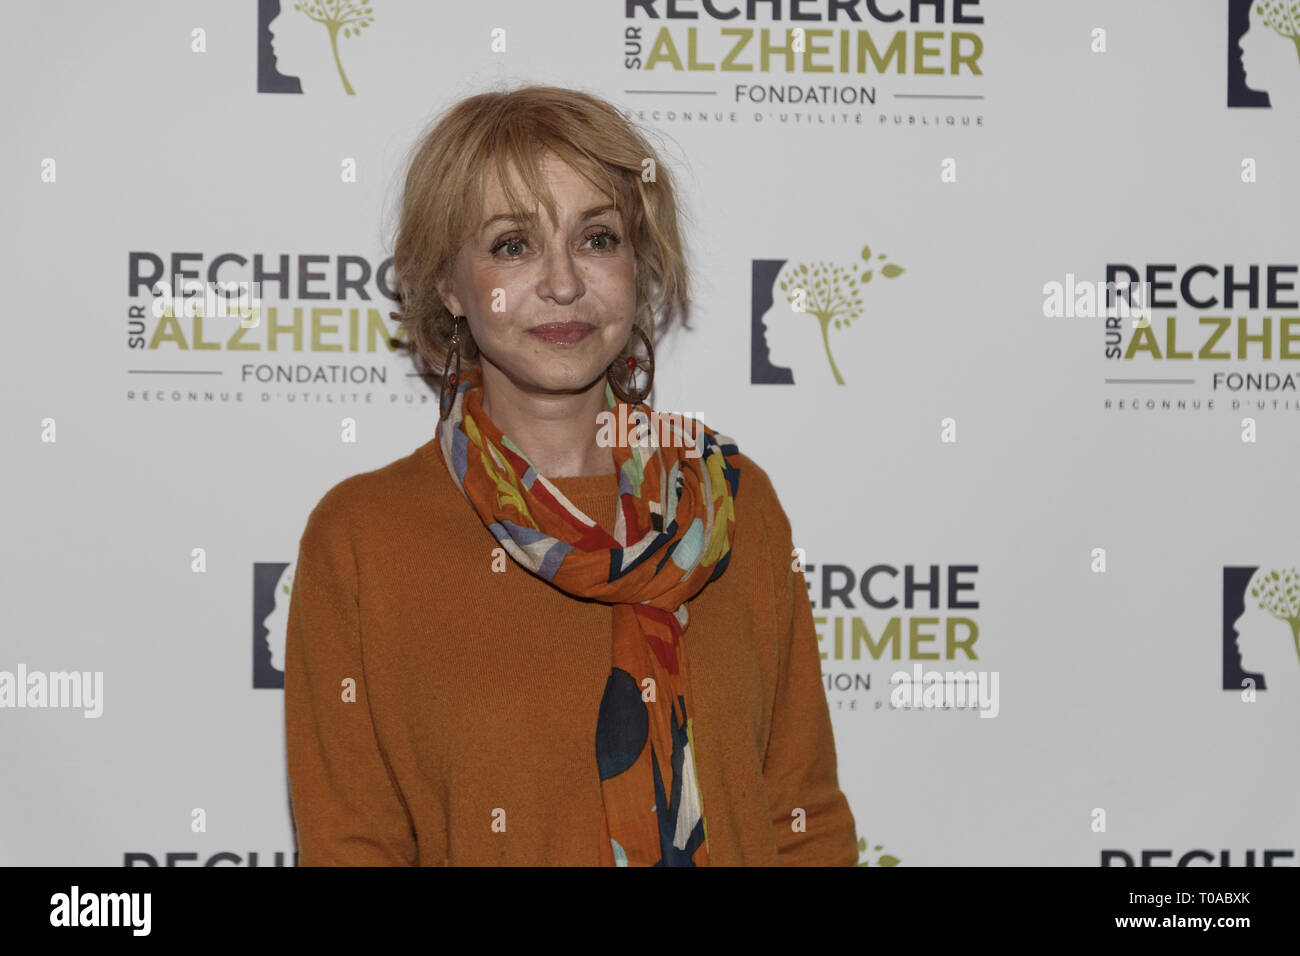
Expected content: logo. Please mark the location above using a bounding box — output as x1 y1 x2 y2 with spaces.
125 851 298 866
1228 0 1300 107
258 0 375 94
125 251 418 408
1100 261 1300 412
621 1 987 129
1102 848 1295 866
1223 565 1299 693
803 561 985 715
254 562 294 689
753 243 906 385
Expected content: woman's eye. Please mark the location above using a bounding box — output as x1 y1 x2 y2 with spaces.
587 230 621 251
492 230 620 258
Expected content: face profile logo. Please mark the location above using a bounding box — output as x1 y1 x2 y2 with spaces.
1228 0 1300 107
1223 566 1299 693
253 562 295 689
257 0 374 94
752 243 905 385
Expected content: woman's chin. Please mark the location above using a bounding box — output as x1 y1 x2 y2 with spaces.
516 365 612 396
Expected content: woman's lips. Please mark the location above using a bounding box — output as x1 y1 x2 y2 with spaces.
526 322 596 345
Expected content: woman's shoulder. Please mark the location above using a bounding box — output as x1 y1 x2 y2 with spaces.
299 437 447 538
723 448 796 545
727 448 780 508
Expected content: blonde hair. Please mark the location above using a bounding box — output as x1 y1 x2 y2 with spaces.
388 84 692 386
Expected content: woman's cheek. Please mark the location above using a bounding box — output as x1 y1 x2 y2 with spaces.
479 272 519 315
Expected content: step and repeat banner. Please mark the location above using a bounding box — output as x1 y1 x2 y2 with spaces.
4 0 1297 867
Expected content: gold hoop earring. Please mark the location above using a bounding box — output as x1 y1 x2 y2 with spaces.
606 324 655 405
439 315 465 422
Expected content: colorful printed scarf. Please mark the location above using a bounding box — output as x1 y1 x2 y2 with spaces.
437 363 741 866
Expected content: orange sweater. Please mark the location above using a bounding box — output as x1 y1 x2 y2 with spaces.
285 437 858 865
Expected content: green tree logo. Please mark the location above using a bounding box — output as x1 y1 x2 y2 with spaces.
856 836 901 866
293 0 374 95
776 243 905 385
1249 567 1300 665
1257 1 1300 63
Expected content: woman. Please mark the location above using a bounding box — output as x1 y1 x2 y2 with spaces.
285 85 858 866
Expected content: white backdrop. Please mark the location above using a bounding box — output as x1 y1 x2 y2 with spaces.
3 0 1297 866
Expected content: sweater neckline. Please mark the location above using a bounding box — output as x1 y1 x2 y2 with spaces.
547 471 620 497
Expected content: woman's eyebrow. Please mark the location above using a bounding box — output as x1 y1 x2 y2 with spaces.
480 203 618 232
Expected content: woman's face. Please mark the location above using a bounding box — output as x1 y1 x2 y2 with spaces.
437 152 637 402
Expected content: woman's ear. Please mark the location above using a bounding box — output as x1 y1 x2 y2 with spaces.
435 276 461 316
